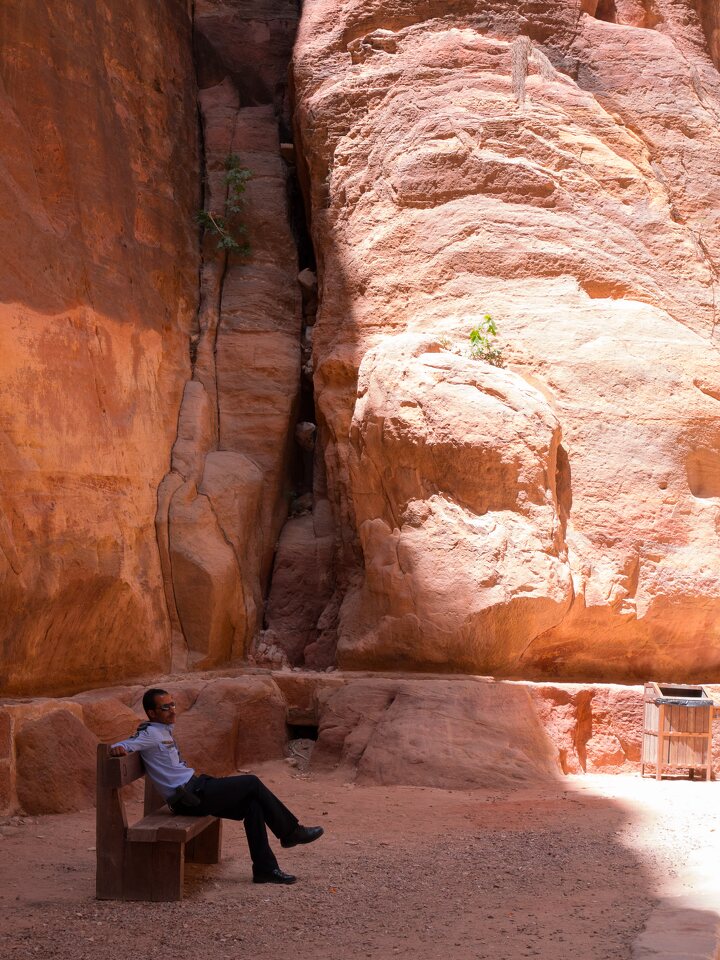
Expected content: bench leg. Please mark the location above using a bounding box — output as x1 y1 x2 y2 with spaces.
96 823 126 901
186 819 222 865
122 841 185 901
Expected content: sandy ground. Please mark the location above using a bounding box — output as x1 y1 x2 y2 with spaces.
1 765 720 960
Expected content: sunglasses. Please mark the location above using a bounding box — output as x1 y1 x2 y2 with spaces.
155 702 176 712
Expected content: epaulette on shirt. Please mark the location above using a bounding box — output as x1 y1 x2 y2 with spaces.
129 721 152 738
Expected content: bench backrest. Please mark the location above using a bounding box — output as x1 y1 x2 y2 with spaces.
96 743 165 818
99 745 144 787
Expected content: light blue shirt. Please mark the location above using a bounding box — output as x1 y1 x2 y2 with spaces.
112 722 195 799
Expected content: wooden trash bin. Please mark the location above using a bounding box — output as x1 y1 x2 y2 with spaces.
641 682 715 781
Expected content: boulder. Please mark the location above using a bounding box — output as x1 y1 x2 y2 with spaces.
339 335 572 672
313 677 560 788
265 503 335 664
168 483 244 665
79 697 143 745
199 450 265 639
174 677 288 775
15 711 98 814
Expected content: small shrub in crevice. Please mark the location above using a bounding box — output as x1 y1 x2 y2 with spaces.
469 315 504 367
196 154 251 254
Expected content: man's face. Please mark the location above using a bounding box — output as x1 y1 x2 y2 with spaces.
147 693 177 725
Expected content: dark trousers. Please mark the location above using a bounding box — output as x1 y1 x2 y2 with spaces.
183 774 299 874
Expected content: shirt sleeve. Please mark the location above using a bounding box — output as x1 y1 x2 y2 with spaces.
111 725 159 753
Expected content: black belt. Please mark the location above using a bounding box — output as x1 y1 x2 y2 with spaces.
168 775 204 812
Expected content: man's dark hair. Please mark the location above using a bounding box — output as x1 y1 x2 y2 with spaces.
142 688 169 716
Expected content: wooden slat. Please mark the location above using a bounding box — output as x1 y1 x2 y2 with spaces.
656 704 665 779
104 751 145 788
654 730 710 738
143 777 165 816
127 811 218 843
707 714 714 781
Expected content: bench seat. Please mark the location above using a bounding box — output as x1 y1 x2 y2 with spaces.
127 809 218 843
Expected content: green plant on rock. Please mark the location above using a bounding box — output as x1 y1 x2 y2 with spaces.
469 314 504 367
196 154 251 254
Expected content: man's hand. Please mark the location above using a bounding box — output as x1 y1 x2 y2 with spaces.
109 745 128 757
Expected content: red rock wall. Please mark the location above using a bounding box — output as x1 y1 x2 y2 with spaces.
698 0 720 68
293 0 720 679
3 0 720 692
0 1 199 695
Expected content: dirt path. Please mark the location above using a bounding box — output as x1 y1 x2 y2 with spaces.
1 766 719 959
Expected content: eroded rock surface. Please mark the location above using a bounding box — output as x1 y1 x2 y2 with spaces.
0 0 199 695
265 501 335 665
339 334 572 671
293 0 720 679
0 675 293 814
313 677 560 788
527 681 644 774
3 673 720 815
3 0 720 692
172 677 287 774
15 711 98 815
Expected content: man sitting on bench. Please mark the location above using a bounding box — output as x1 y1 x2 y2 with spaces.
110 688 323 885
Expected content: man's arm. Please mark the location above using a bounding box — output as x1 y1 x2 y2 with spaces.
109 723 154 757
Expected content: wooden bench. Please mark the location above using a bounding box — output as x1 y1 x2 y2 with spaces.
96 743 222 901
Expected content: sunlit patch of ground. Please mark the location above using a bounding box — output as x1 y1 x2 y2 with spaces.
567 775 720 960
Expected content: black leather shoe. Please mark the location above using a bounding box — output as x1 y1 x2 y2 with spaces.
253 868 297 885
281 825 324 848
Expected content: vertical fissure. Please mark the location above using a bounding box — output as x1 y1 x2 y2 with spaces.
159 0 332 674
285 136 319 512
252 29 338 672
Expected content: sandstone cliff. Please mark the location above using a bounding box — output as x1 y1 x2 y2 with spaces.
293 0 720 680
2 0 720 695
0 0 198 695
0 1 311 695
